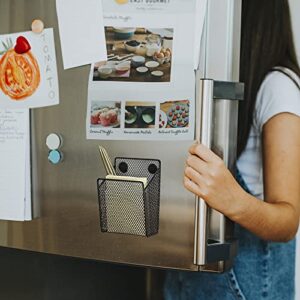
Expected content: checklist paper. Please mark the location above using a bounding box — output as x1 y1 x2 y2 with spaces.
56 0 107 69
0 109 32 221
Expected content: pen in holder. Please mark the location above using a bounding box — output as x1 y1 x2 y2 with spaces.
97 157 161 237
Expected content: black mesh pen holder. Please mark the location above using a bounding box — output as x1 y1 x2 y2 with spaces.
97 158 161 237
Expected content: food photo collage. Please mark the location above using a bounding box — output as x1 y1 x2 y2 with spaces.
89 100 190 130
87 16 197 140
93 27 173 83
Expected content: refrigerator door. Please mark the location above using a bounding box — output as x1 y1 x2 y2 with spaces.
192 0 242 272
0 0 241 271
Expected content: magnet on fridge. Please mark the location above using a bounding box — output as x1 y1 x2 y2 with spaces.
46 133 62 150
48 150 63 165
31 19 44 34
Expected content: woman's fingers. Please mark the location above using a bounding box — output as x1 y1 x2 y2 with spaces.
185 166 204 186
189 143 221 163
184 143 227 202
189 143 212 162
186 155 207 175
183 143 242 217
184 176 203 197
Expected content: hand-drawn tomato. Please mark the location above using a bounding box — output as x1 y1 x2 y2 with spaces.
0 36 40 100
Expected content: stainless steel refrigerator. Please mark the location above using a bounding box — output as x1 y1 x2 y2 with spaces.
0 0 243 274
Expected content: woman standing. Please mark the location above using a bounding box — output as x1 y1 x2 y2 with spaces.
165 1 300 299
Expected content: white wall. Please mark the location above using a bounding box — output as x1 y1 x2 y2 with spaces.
290 0 300 55
289 1 300 298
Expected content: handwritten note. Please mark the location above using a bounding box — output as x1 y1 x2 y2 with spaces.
0 109 31 221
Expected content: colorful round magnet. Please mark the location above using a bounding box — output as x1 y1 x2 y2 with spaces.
31 19 44 34
48 150 63 165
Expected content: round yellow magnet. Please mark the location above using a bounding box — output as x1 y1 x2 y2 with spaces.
31 19 44 34
115 0 128 4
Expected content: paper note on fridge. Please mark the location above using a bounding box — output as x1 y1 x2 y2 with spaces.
106 175 148 188
56 0 107 69
0 28 59 109
0 109 32 221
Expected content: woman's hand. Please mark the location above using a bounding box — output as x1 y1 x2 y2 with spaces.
184 143 246 218
183 112 300 242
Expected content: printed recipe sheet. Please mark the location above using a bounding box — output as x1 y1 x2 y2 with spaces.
86 0 206 141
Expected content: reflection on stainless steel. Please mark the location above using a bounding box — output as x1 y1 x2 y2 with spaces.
194 79 214 266
0 0 242 273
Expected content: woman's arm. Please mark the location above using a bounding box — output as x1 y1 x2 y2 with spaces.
184 113 300 242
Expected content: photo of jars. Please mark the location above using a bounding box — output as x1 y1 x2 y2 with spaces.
125 102 156 128
93 27 173 82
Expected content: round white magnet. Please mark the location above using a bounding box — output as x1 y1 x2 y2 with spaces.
46 133 62 150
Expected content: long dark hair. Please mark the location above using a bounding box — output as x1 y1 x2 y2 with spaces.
238 0 300 157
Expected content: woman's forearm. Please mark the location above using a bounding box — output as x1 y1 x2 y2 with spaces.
185 143 300 243
227 190 299 242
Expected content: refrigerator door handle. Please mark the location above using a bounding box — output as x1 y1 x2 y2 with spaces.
194 78 244 267
194 78 214 266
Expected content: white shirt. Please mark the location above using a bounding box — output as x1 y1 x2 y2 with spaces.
237 70 300 199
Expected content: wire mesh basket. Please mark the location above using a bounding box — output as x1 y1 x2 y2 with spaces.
97 158 161 237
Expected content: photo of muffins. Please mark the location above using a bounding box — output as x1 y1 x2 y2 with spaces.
90 101 121 128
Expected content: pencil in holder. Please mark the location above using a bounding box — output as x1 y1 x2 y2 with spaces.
97 158 161 237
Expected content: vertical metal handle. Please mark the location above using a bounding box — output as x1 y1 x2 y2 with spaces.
194 79 214 265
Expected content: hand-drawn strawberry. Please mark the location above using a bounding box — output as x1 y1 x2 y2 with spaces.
0 36 40 100
14 36 31 54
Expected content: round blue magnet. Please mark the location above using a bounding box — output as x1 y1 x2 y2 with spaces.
48 150 63 165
